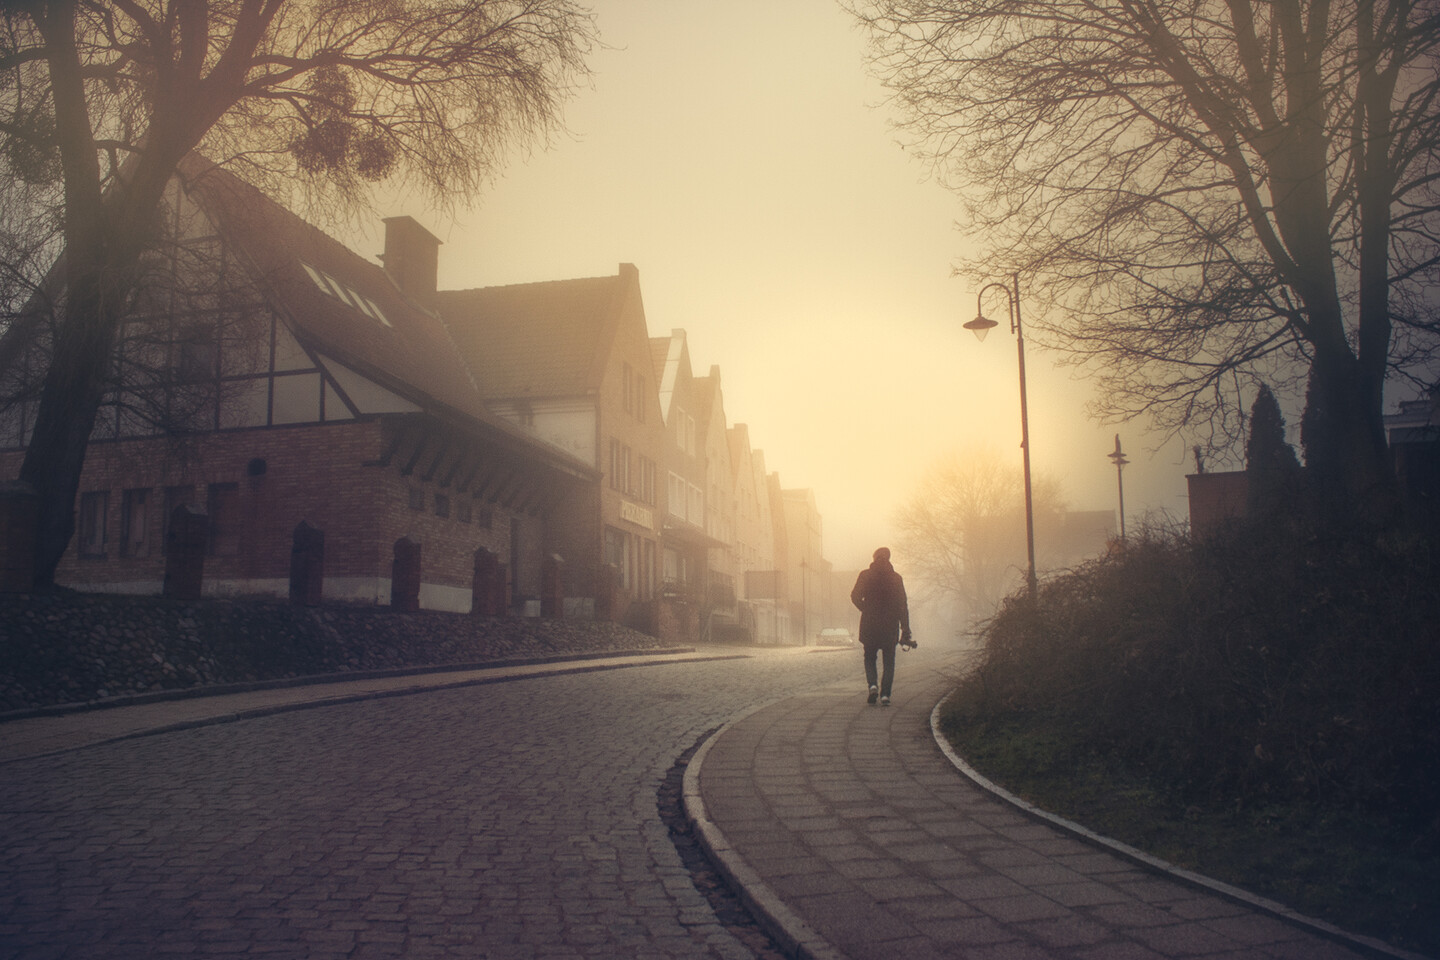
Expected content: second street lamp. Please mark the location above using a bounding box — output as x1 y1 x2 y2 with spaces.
1108 434 1129 541
963 274 1037 600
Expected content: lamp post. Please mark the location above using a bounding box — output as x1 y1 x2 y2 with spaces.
963 274 1037 600
1108 434 1128 541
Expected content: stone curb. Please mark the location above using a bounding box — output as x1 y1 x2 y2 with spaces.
0 647 699 723
682 699 852 960
928 691 1433 960
0 651 747 766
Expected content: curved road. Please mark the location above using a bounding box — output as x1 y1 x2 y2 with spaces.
0 647 858 959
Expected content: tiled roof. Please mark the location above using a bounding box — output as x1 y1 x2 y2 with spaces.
179 156 483 418
177 155 592 473
436 275 625 399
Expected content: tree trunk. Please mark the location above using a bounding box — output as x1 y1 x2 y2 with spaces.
18 280 123 588
1301 347 1400 531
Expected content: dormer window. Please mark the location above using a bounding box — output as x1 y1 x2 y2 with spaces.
300 261 391 326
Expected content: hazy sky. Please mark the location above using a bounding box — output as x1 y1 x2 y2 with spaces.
352 0 1195 571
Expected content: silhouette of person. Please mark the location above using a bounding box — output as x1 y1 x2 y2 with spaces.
850 547 913 706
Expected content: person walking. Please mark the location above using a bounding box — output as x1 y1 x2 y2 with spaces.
850 547 913 706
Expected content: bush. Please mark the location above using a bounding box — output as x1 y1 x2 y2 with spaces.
959 522 1440 845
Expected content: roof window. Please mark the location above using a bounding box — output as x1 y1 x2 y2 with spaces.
300 261 391 327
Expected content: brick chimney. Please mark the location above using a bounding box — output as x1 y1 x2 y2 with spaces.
380 216 441 299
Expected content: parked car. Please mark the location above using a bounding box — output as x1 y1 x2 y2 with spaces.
816 627 855 646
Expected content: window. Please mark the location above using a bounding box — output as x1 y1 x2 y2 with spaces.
604 526 632 591
434 493 450 519
636 376 646 423
176 322 217 383
457 499 473 524
121 488 150 558
207 482 240 557
668 472 685 518
640 538 656 599
79 491 108 557
689 483 704 525
301 261 392 327
609 438 632 494
408 487 424 511
637 456 657 505
478 506 494 529
622 362 634 414
271 372 321 424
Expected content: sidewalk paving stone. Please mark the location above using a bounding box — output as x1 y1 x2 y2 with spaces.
688 647 1414 960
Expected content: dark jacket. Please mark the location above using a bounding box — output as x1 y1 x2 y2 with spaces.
851 559 911 648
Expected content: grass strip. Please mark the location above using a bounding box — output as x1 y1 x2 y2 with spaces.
937 700 1440 957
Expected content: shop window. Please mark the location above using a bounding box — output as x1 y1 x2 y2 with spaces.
79 491 108 557
641 538 656 600
604 526 632 591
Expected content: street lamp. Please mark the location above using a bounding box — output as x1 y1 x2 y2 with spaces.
1108 434 1128 541
963 274 1037 600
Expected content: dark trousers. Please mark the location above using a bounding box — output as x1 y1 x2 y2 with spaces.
863 642 897 698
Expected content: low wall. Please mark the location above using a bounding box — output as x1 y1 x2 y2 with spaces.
0 593 670 713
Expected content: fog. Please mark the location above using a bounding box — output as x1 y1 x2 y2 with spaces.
345 0 1198 574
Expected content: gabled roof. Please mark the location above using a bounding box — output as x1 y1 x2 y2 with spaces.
648 337 670 383
176 155 594 476
693 368 721 431
436 272 629 399
651 329 692 425
180 156 481 420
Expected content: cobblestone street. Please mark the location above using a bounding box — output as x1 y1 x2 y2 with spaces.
0 649 855 959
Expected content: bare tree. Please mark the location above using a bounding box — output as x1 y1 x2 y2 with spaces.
0 0 596 587
894 451 1065 630
851 0 1440 526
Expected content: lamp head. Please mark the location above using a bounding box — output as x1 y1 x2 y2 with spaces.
963 314 999 342
1108 433 1128 466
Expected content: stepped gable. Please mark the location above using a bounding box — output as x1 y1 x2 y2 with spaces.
434 273 627 399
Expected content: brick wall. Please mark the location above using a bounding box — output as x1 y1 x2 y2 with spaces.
1 419 593 613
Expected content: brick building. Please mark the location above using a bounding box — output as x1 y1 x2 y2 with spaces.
0 156 596 611
3 157 841 637
433 262 670 627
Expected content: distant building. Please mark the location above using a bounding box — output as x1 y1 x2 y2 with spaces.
780 487 829 643
730 425 786 643
1187 471 1249 537
695 365 740 639
1384 390 1440 535
434 262 668 623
